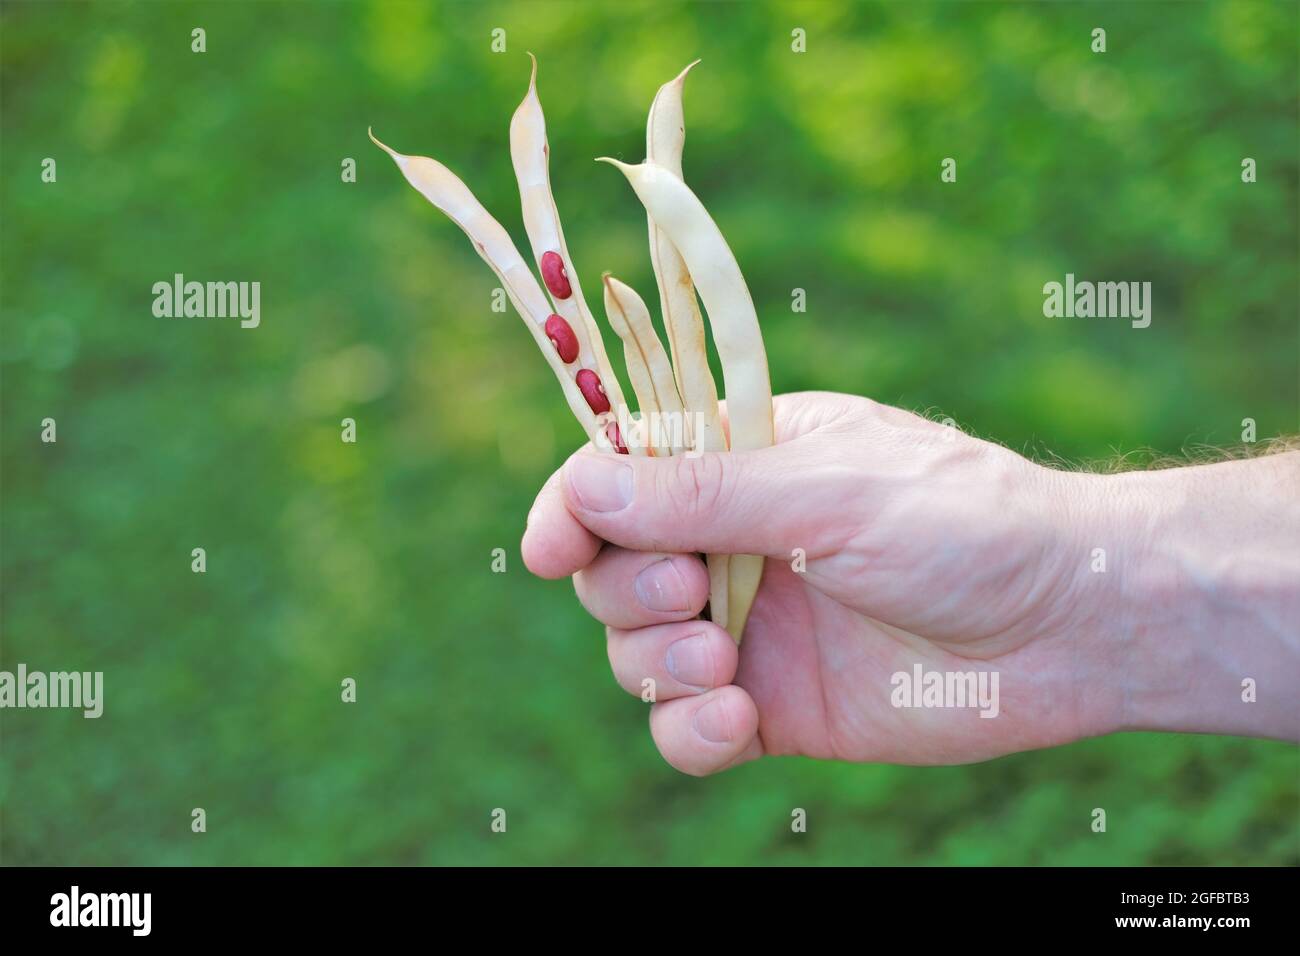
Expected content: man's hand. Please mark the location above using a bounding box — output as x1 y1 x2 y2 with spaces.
522 392 1300 775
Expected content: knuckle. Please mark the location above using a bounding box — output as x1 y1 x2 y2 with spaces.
662 453 729 519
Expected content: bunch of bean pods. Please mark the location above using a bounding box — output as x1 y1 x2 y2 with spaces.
371 56 773 642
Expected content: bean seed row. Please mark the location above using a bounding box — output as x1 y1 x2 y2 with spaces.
510 55 639 454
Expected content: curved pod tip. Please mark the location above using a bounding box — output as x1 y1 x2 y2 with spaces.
594 156 638 175
368 128 406 167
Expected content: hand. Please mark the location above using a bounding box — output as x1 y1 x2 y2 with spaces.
522 392 1300 775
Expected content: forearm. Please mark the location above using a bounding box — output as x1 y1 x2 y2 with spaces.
1072 451 1300 741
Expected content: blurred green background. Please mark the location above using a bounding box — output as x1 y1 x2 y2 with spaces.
2 0 1297 865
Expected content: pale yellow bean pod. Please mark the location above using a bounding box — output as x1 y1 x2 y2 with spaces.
369 130 605 443
600 158 774 639
510 54 641 455
602 274 687 457
645 61 733 632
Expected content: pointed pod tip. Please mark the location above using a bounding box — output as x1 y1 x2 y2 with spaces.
368 128 403 164
513 52 540 118
657 59 701 95
595 156 635 174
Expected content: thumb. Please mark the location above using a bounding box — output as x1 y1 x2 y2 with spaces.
561 442 821 556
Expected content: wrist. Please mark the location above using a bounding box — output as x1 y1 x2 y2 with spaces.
1067 454 1300 741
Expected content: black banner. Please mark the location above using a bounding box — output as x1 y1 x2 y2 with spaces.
2 866 1292 941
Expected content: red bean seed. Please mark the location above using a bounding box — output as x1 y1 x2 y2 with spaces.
540 251 572 299
544 314 579 363
576 368 610 414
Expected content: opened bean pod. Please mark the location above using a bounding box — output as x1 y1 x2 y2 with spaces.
510 54 640 455
598 158 775 640
368 130 614 442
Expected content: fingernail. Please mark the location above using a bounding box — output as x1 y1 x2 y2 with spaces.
568 454 633 512
634 558 691 613
692 697 733 744
666 634 714 687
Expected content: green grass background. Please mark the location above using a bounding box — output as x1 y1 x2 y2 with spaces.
2 0 1297 865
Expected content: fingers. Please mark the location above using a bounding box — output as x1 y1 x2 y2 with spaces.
560 440 825 557
575 548 709 629
523 393 867 580
521 465 602 579
605 621 758 775
606 620 738 700
650 685 762 777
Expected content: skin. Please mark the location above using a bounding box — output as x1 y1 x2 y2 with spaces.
522 392 1300 776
